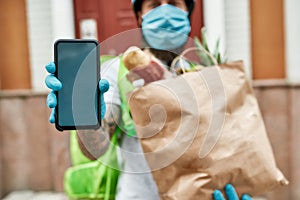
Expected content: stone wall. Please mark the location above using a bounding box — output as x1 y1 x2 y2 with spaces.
253 80 300 200
0 80 299 199
0 91 71 197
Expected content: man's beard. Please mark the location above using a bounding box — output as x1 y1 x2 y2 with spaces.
148 48 180 67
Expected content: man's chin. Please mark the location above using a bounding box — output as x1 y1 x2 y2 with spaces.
146 46 185 67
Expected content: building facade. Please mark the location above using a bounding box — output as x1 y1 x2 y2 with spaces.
0 0 299 90
0 0 300 199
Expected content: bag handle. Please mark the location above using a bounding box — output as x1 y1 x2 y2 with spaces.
170 46 218 74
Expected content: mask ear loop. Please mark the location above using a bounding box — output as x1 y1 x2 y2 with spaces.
170 46 218 74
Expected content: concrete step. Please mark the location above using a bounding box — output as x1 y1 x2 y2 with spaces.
2 191 68 200
2 190 268 200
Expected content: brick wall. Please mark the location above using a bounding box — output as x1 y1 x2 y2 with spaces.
0 81 299 199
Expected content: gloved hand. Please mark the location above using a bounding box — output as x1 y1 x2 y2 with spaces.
45 62 109 123
213 184 252 200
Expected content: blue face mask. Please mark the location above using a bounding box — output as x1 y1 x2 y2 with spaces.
141 4 191 50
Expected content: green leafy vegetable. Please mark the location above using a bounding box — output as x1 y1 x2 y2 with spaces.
194 27 226 66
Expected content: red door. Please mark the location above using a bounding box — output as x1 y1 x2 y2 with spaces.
74 0 203 55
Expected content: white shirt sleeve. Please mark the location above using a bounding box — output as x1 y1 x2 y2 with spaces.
101 57 121 106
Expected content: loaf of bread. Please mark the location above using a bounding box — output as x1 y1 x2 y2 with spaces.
123 46 151 70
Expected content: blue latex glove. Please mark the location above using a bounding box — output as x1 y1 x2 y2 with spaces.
213 184 252 200
45 62 109 123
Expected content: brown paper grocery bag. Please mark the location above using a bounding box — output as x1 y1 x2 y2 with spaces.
128 61 288 199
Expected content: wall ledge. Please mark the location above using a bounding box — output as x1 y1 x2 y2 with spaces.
252 79 300 88
1 80 300 99
0 90 48 98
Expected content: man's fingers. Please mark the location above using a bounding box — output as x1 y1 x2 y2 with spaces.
101 95 106 120
99 79 109 119
213 190 225 200
49 108 56 123
47 91 57 108
225 184 239 200
99 79 110 94
45 75 62 91
241 194 252 200
45 62 57 124
45 62 56 74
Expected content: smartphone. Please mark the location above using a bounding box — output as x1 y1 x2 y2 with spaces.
54 39 100 131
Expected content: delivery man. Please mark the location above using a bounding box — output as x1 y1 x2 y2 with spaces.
45 0 252 199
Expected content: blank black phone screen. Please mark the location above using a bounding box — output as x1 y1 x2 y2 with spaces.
54 39 100 131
